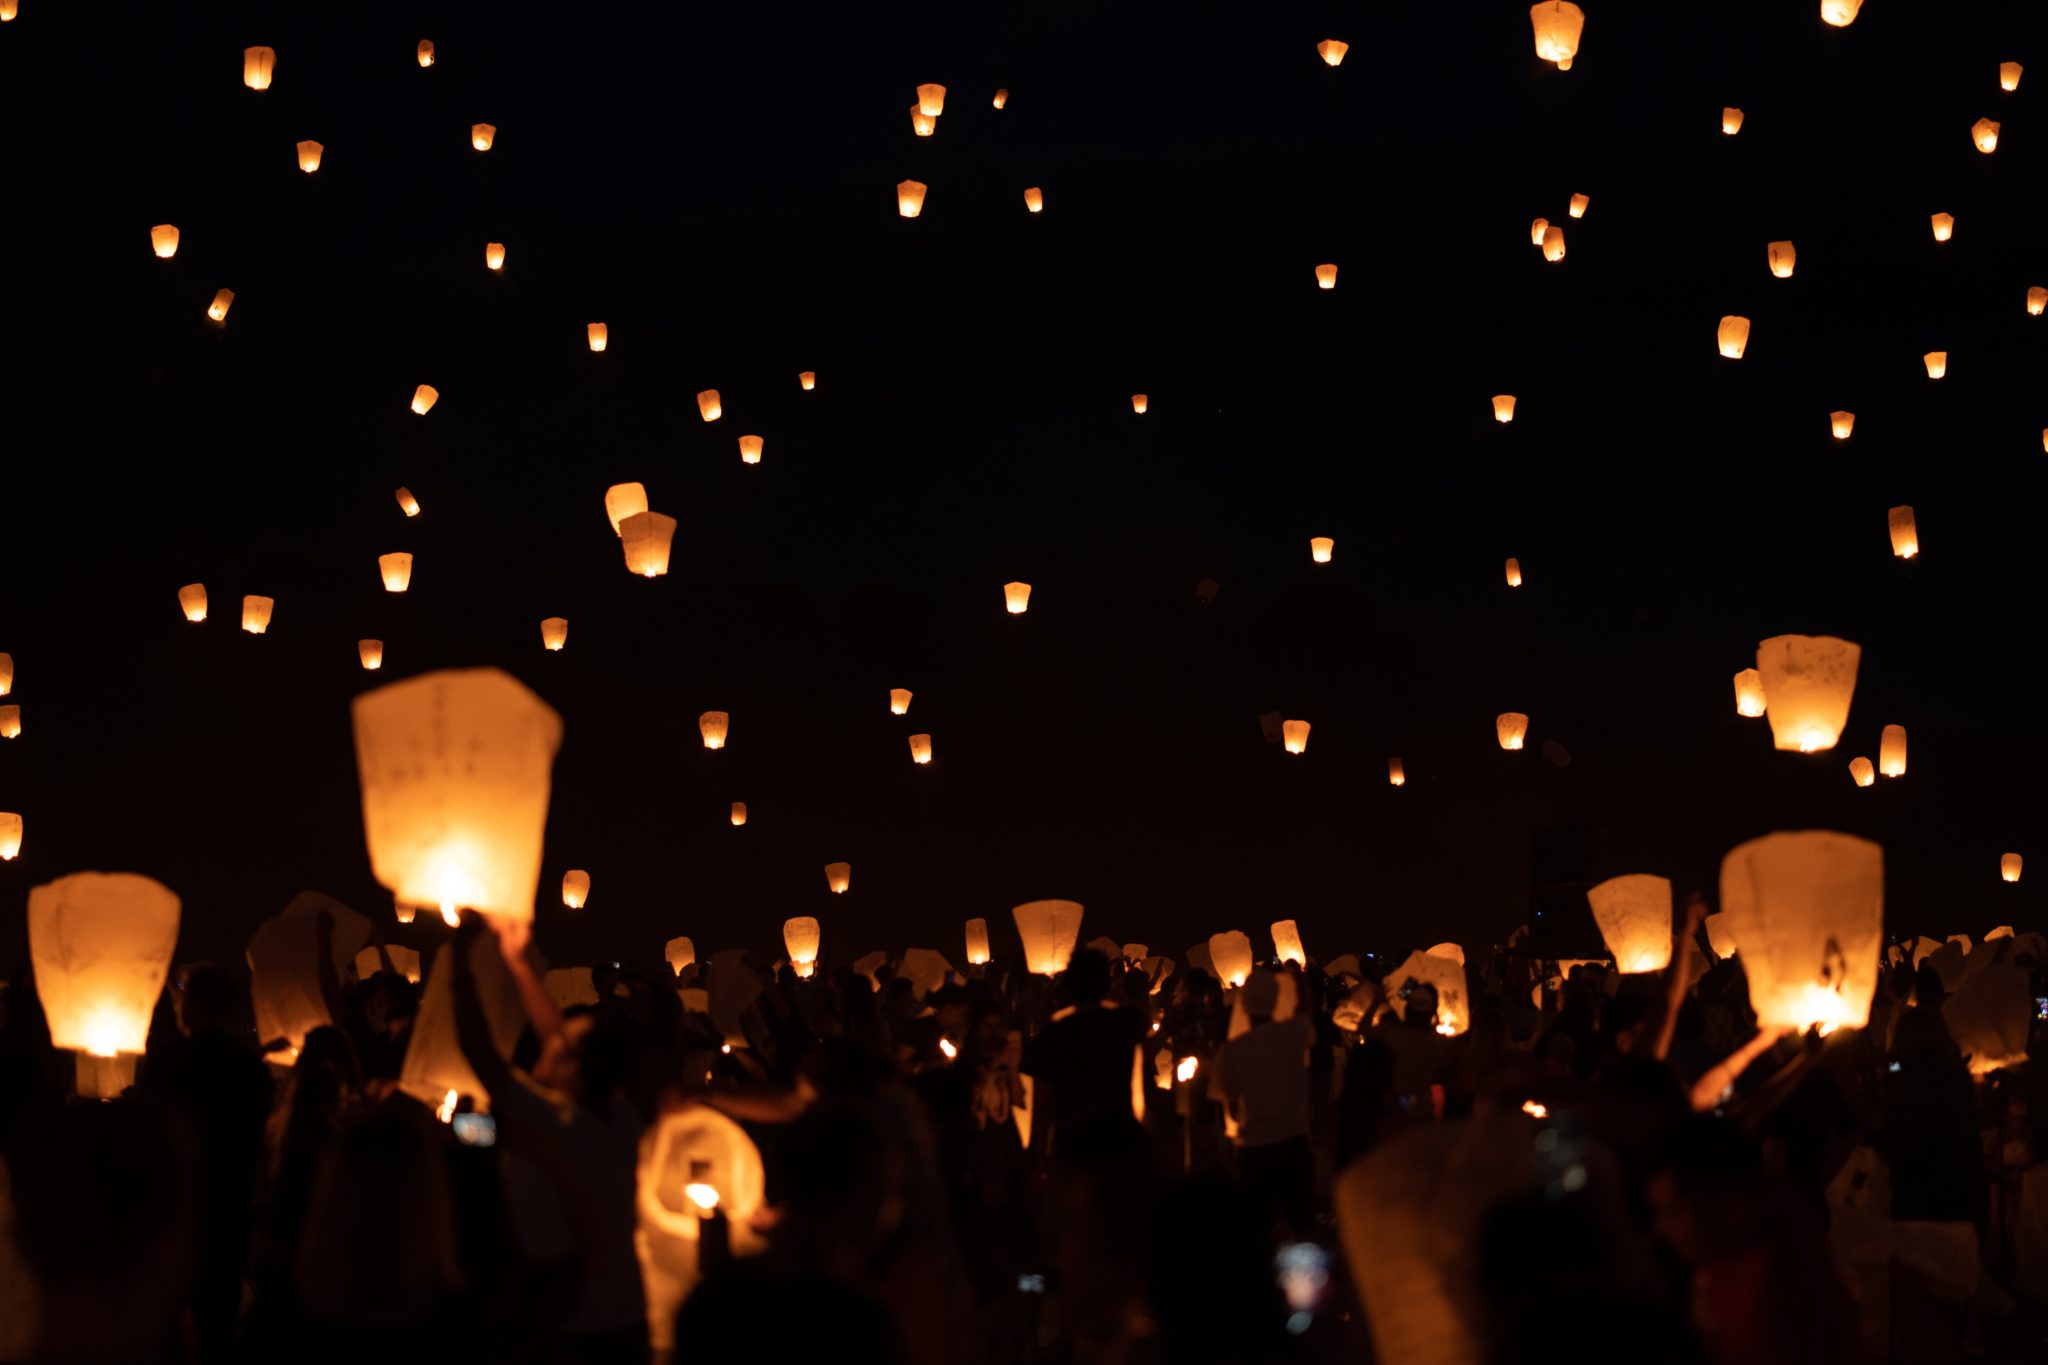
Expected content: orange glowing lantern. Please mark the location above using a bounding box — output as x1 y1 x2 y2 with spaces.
2001 853 2022 883
1530 217 1549 246
1310 536 1334 563
1131 393 1148 414
1718 315 1751 359
29 872 181 1095
1541 224 1566 262
1317 39 1348 67
696 390 721 421
897 180 927 218
1887 506 1918 559
698 712 729 750
619 511 677 578
1493 394 1517 423
358 640 383 671
916 83 946 116
1271 920 1307 967
799 371 816 390
1530 2 1585 70
1315 263 1338 290
738 435 763 465
1830 411 1854 439
665 937 696 974
729 802 746 826
470 123 496 151
1722 107 1744 135
1848 756 1874 787
1389 757 1406 786
396 488 421 517
908 733 933 764
1820 0 1862 26
296 140 323 172
604 482 648 534
179 584 208 622
587 323 608 352
1496 712 1529 750
1505 558 1523 587
993 89 1009 109
0 707 16 740
2000 62 2022 92
910 106 935 137
562 870 590 909
1756 634 1859 752
1282 720 1310 755
150 225 180 259
1208 931 1254 987
1972 119 2000 153
889 688 912 715
0 813 18 861
411 385 439 415
825 862 851 894
1719 830 1882 1033
1923 351 1947 379
1878 724 1906 778
0 654 11 695
1767 241 1795 278
1733 668 1767 717
1587 874 1675 973
1023 187 1044 214
417 40 435 68
783 917 821 977
540 617 568 652
243 46 276 91
1569 193 1589 218
2028 287 2046 316
485 242 506 271
379 553 413 593
1004 581 1032 614
207 289 235 321
242 595 275 634
1931 213 1954 242
1013 900 1085 976
964 917 991 965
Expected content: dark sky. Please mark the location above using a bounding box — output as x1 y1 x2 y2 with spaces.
3 2 2046 977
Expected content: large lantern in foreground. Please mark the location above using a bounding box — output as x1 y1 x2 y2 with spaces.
351 667 562 924
179 583 209 622
243 46 276 90
1529 2 1584 70
825 861 851 894
1756 634 1859 752
1733 668 1767 717
783 917 821 977
965 917 991 965
1014 900 1085 977
1496 712 1528 750
1586 874 1674 973
620 511 677 577
30 872 181 1097
1719 830 1881 1033
1878 724 1906 778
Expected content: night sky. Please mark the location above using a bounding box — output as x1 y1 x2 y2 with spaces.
3 2 2046 978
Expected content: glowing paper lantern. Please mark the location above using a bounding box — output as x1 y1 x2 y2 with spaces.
29 873 180 1091
1922 351 1947 379
1878 724 1906 778
1529 2 1585 70
540 617 568 651
889 688 912 715
665 937 696 974
0 813 18 860
1271 920 1307 967
396 488 421 517
207 289 235 321
799 371 816 390
1389 757 1406 786
1023 187 1044 214
0 707 16 739
485 242 506 270
2000 62 2022 92
897 180 927 218
470 123 496 151
1492 394 1516 423
908 733 933 764
1767 241 1796 278
993 89 1008 109
0 3 14 20
1719 830 1881 1033
964 918 991 966
1496 712 1528 750
1733 668 1767 717
698 712 729 750
1848 756 1874 786
1383 949 1468 1033
355 944 421 984
358 640 383 671
738 435 763 465
1003 581 1032 614
150 225 180 259
1717 315 1751 359
729 802 746 826
379 552 413 593
1568 193 1589 218
604 482 648 535
1310 536 1334 563
910 107 935 137
562 870 590 909
1722 107 1744 135
296 140 323 172
1831 411 1854 440
1930 213 1954 242
2028 287 2046 316
0 654 10 695
2001 853 2022 883
1207 931 1254 988
411 385 439 415
1131 394 1148 414
1317 39 1349 67
179 583 208 622
417 40 435 68
1586 874 1674 973
351 667 563 924
1529 218 1549 246
1505 558 1523 587
1703 912 1738 958
916 83 946 116
242 595 275 634
620 511 677 578
1013 899 1084 977
1971 119 2000 153
243 47 276 91
781 916 821 977
1820 0 1862 26
587 323 608 352
1275 719 1309 756
1756 635 1859 752
1887 506 1918 559
1315 263 1338 290
1540 224 1566 262
825 862 851 894
696 390 721 421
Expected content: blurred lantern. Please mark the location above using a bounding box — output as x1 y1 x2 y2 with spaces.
1271 920 1307 967
1530 2 1585 70
1971 118 2000 153
485 242 506 270
1878 724 1906 778
897 180 928 218
351 667 563 923
1282 720 1310 755
993 89 1008 109
243 46 276 90
1848 756 1874 786
540 617 568 651
908 733 933 764
1541 224 1566 262
916 83 946 116
1196 576 1221 604
0 654 10 694
562 870 590 909
1704 912 1738 958
665 937 696 974
729 802 746 826
1717 316 1751 359
1820 0 1862 25
1887 506 1918 558
1310 536 1334 563
1930 213 1954 242
242 595 275 634
620 511 677 577
698 712 729 750
1922 351 1947 379
379 552 413 593
1384 948 1468 1033
396 488 421 517
0 3 15 19
358 640 383 671
417 40 435 68
2028 287 2046 316
0 707 16 739
471 123 495 151
393 903 418 924
1529 217 1549 246
151 225 180 259
1315 263 1338 290
1719 830 1882 1032
29 872 181 1096
2000 62 2022 91
696 390 721 421
2001 853 2022 883
1505 558 1523 587
604 482 649 535
1586 874 1675 973
355 945 422 984
1569 193 1589 218
1830 411 1854 439
1733 668 1767 717
825 862 851 894
799 371 816 390
1493 394 1516 422
1131 393 1148 414
1767 241 1795 278
1023 187 1044 213
1013 899 1085 976
179 583 208 622
0 813 18 860
783 917 821 977
411 384 439 414
1208 931 1254 987
1003 581 1032 614
1721 107 1744 135
208 289 235 322
587 323 608 352
910 106 936 137
890 688 913 715
296 140 323 172
738 435 763 465
964 918 991 966
1496 712 1529 750
1756 634 1859 752
1389 757 1406 786
1317 39 1348 67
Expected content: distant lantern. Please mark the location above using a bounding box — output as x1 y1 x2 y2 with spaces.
1848 756 1874 787
0 707 16 739
993 89 1009 109
562 870 590 909
1887 506 1918 558
1820 0 1862 26
910 106 936 137
1767 241 1796 278
1718 315 1751 359
1023 187 1044 214
411 384 439 415
1004 581 1032 614
150 225 180 259
964 917 991 966
1930 213 1954 242
1492 394 1517 423
1317 39 1349 67
1208 931 1255 988
587 323 608 352
1310 536 1334 563
395 487 421 518
908 733 933 764
470 123 496 151
1721 107 1744 135
243 46 276 91
889 688 912 715
2028 287 2047 316
825 862 851 894
698 711 730 750
665 937 696 974
1389 757 1406 786
1703 912 1738 958
178 583 208 622
1587 874 1675 973
485 242 506 271
1733 668 1767 717
1529 217 1549 246
1505 558 1523 587
0 813 20 860
540 617 568 651
242 595 275 634
729 802 746 826
379 552 413 593
696 389 721 421
604 482 649 535
358 640 383 671
0 655 10 695
1922 351 1947 379
417 40 435 68
296 139 323 172
2000 62 2023 91
619 511 677 578
352 668 562 923
207 289 235 321
799 371 816 391
1541 224 1566 262
738 434 764 465
783 917 822 977
1878 724 1907 778
1315 263 1338 290
1282 720 1310 755
1496 713 1529 750
28 873 181 1093
2001 853 2022 883
1830 410 1854 439
1755 634 1860 752
1530 2 1585 70
916 83 946 117
1131 393 1148 414
1971 118 2000 153
1568 193 1589 218
1719 829 1882 1033
897 180 928 218
1013 899 1085 977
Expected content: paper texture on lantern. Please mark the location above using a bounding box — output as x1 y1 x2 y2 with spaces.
783 917 821 976
620 511 677 577
1703 911 1738 958
737 435 763 464
562 870 590 908
1586 874 1674 973
1131 393 1148 414
1271 919 1307 967
695 390 721 421
1425 942 1465 966
176 583 208 621
1717 315 1751 359
899 948 952 999
889 688 913 715
352 667 563 923
636 1107 769 1351
1733 668 1767 717
824 861 851 893
1 812 24 860
1820 0 1862 25
470 122 496 150
908 733 932 764
1971 118 2000 153
1492 394 1516 422
545 967 599 1010
2001 62 2023 91
541 617 568 651
411 384 439 414
1942 962 2031 1075
587 323 609 352
399 935 527 1108
698 712 729 750
1383 949 1468 1033
1529 2 1584 69
1719 830 1882 1033
242 595 274 634
1830 411 1854 439
1568 193 1589 218
1878 724 1907 777
247 893 372 1057
150 224 180 258
2001 854 2022 883
207 289 235 322
355 944 421 983
896 180 928 218
243 46 276 90
1767 241 1795 277
964 917 991 965
1013 899 1085 977
915 82 946 116
1847 756 1874 786
1282 720 1310 755
1756 634 1859 752
1540 224 1565 261
664 937 696 975
296 140 323 172
1316 39 1348 67
378 552 413 592
1887 507 1917 558
1208 931 1254 987
604 482 648 535
29 872 181 1059
1495 712 1528 750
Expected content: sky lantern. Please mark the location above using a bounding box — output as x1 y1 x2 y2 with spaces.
562 870 590 909
1767 241 1795 278
619 511 677 577
665 937 696 974
29 872 181 1096
1131 393 1148 414
0 707 17 739
1830 411 1854 439
150 225 180 259
396 487 421 517
604 482 649 534
1492 394 1516 423
1003 581 1032 614
1282 720 1310 755
1496 712 1529 750
242 595 275 634
1733 668 1767 717
1848 756 1874 786
738 434 764 464
910 106 936 137
1568 193 1589 218
1586 874 1674 973
2001 853 2022 883
1703 912 1738 959
1820 0 1862 25
1271 920 1307 967
825 861 851 894
1887 506 1918 558
897 180 928 218
2000 62 2022 91
799 371 816 390
0 654 10 694
1505 558 1523 587
296 139 324 172
1315 263 1338 290
1317 39 1349 67
358 640 383 671
587 323 608 352
207 289 235 321
1208 931 1254 988
1310 536 1334 563
0 813 17 860
485 242 506 270
1756 634 1859 752
964 917 991 966
908 733 933 764
1719 830 1881 1033
729 802 746 826
540 617 568 651
1014 900 1084 976
1530 3 1585 70
916 83 946 116
1878 724 1907 778
695 389 721 421
353 945 422 984
248 895 376 1060
890 688 913 715
1389 757 1405 786
1384 948 1468 1034
351 667 562 924
1540 224 1566 262
1721 107 1744 135
379 552 413 592
783 917 821 977
1530 217 1549 246
1930 213 1954 242
2028 287 2046 316
1971 119 2000 153
1922 351 1947 379
470 123 496 151
411 384 439 415
993 89 1008 109
1717 316 1751 359
698 711 729 749
417 40 435 68
179 583 208 622
243 46 276 90
1023 186 1044 214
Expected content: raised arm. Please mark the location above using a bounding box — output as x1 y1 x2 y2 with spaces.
1651 895 1707 1062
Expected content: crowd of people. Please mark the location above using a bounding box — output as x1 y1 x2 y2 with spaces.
1 900 2044 1365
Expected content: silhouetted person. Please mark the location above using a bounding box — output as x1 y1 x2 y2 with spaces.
1215 968 1316 1240
1021 950 1145 1160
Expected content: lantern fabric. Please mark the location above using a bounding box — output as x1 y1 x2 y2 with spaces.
1719 830 1882 1033
242 595 275 634
1721 107 1744 135
1310 536 1334 563
1820 0 1862 24
696 390 721 421
993 89 1008 109
2029 288 2047 316
737 434 764 465
1496 712 1528 750
1878 724 1906 778
1930 213 1954 242
470 123 496 151
1831 411 1854 439
1733 668 1767 717
1717 316 1751 359
1942 961 2031 1075
399 930 527 1110
698 712 729 750
1922 351 1947 379
1529 2 1585 70
620 511 677 577
417 40 435 67
2000 62 2022 91
825 862 851 894
1023 187 1044 214
916 83 946 116
1568 193 1589 218
1315 263 1338 290
562 870 590 909
1131 394 1148 414
1703 912 1738 959
1767 241 1795 278
1887 506 1918 559
1208 931 1255 988
908 733 933 764
1389 757 1406 786
729 802 746 826
635 1107 769 1346
0 813 18 860
296 140 323 172
2001 853 2022 883
1848 756 1874 786
411 384 439 414
29 872 180 1060
396 487 421 517
485 242 506 270
965 917 991 965
783 917 821 976
0 706 16 740
1317 39 1348 67
1383 948 1469 1034
889 688 913 715
1282 720 1310 755
1013 899 1085 976
1756 634 1860 752
910 107 935 137
0 653 11 694
1971 119 2000 153
799 371 816 390
1492 394 1516 423
1271 920 1307 967
1541 224 1566 262
587 323 608 352
1586 874 1675 973
379 552 413 592
604 482 649 534
540 617 568 651
1504 558 1522 587
243 46 276 90
351 667 563 924
208 289 235 321
150 225 180 258
897 180 928 218
247 893 373 1058
354 944 422 983
179 583 208 622
1529 217 1549 246
1003 582 1032 614
665 936 697 974
358 640 383 670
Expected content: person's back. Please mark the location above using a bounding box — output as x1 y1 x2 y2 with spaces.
1213 971 1317 1239
1022 953 1144 1151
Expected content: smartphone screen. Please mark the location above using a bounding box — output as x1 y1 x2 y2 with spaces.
451 1113 497 1147
1274 1241 1331 1333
